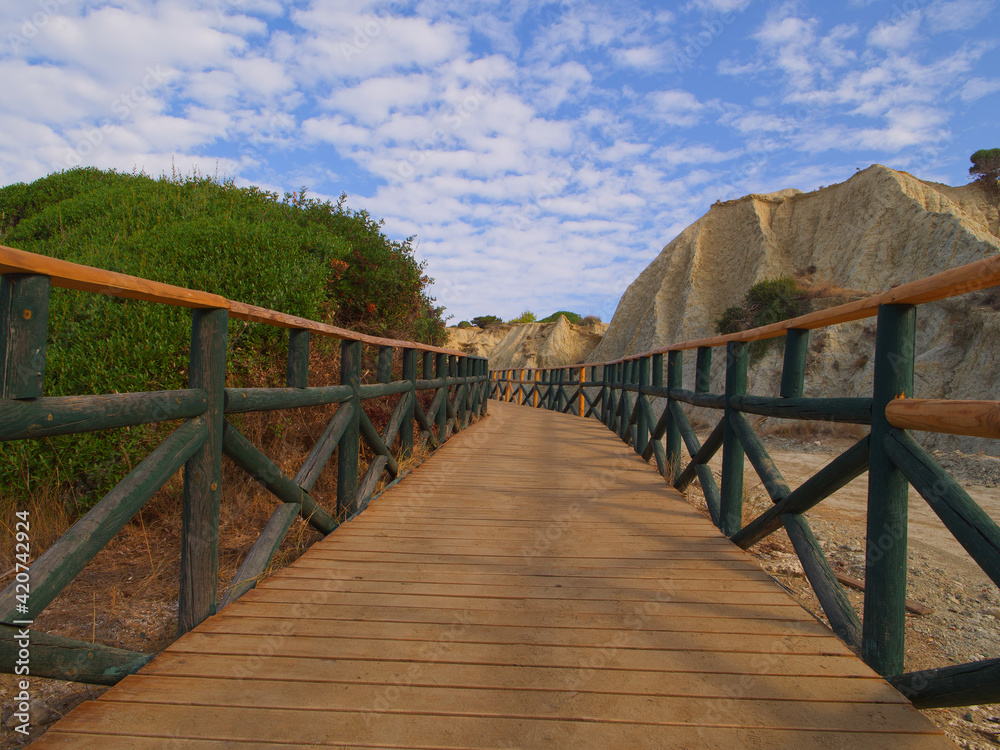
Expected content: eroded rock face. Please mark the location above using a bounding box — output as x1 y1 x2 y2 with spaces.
446 316 608 369
584 165 1000 454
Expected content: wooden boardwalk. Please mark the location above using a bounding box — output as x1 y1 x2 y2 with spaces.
34 401 950 748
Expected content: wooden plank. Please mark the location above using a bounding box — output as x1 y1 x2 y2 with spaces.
0 273 49 398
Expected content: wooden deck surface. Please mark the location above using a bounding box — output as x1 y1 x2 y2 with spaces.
34 401 951 748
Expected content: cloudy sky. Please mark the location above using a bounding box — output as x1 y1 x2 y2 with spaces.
1 0 997 322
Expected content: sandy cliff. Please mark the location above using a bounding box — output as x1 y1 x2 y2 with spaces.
589 165 1000 452
446 316 607 369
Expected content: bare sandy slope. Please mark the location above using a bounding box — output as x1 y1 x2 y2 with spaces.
446 316 607 369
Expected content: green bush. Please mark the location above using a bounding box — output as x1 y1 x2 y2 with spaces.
539 310 582 324
580 315 602 325
470 315 502 328
507 310 537 324
0 167 446 507
457 320 471 328
716 276 806 360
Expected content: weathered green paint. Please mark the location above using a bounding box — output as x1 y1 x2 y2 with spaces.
782 513 862 650
0 274 50 399
412 395 441 448
179 307 227 635
338 339 362 516
360 407 400 477
639 396 667 475
695 346 712 393
0 624 151 686
287 329 310 388
0 418 206 623
400 348 417 457
422 351 434 379
293 403 354 492
886 427 1000 589
359 380 412 399
675 414 725 491
382 391 412 449
225 385 352 413
669 388 725 410
222 421 337 533
664 351 682 483
863 303 914 677
435 353 448 442
635 357 650 456
720 341 748 536
780 328 809 398
729 395 872 424
889 657 1000 709
377 345 393 384
731 435 870 549
355 454 390 514
220 501 299 608
0 389 207 442
729 411 791 502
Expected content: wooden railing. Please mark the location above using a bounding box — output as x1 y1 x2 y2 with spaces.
0 244 488 685
491 253 1000 709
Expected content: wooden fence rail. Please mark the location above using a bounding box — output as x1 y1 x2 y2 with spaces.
0 244 488 685
491 252 1000 710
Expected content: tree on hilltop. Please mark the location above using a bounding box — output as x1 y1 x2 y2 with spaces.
970 148 1000 186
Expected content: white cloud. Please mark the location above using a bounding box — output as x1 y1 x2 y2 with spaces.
961 77 1000 101
867 12 923 50
650 89 706 127
925 0 993 31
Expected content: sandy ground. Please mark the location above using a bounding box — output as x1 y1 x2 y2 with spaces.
687 430 1000 749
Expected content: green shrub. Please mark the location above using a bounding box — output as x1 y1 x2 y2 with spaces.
457 320 471 328
0 167 446 507
470 315 502 328
540 310 582 324
507 310 537 324
580 315 602 325
716 276 806 360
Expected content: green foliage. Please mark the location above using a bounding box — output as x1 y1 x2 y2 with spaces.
539 310 582 324
457 320 471 328
716 276 806 360
580 315 602 325
507 310 537 324
970 148 1000 185
0 167 446 507
470 315 502 328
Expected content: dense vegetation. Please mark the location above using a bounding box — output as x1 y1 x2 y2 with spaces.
0 167 446 506
716 276 806 360
540 310 581 324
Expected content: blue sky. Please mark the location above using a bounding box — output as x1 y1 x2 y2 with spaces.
1 0 997 323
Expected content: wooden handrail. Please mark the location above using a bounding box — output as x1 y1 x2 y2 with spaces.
886 399 1000 439
0 244 463 356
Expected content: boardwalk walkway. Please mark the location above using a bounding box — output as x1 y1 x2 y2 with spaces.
34 401 949 748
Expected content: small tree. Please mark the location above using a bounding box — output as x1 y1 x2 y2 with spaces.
970 148 1000 186
471 315 502 328
508 310 537 324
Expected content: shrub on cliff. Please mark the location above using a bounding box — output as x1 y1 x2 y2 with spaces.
716 276 806 360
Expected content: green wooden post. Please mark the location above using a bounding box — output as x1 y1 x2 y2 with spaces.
636 357 650 457
781 328 809 398
436 353 448 441
178 307 227 635
695 346 712 393
422 351 433 380
400 348 416 458
0 274 50 399
338 340 362 516
665 351 683 483
863 304 915 676
286 329 310 388
377 345 393 384
720 341 748 536
458 357 468 424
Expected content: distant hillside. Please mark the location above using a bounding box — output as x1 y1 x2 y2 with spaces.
447 315 607 368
